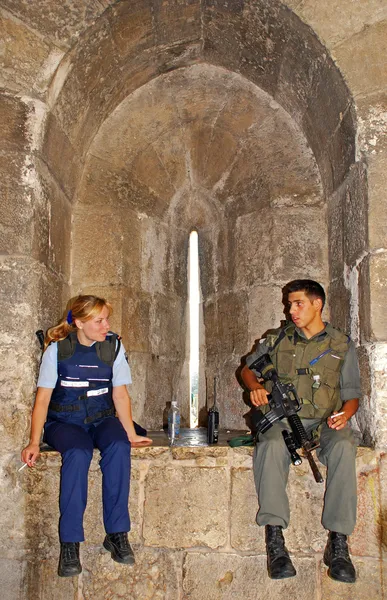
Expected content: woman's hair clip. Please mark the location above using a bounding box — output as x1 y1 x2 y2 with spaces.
66 310 73 325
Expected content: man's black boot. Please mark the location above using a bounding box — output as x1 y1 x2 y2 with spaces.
58 542 82 577
103 532 135 564
265 525 296 579
324 531 356 583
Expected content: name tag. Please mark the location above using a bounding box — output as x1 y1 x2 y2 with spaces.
61 380 89 388
87 387 109 397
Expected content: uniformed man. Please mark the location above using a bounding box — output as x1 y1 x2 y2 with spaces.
241 279 360 583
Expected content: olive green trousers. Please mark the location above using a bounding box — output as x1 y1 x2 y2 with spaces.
253 419 357 535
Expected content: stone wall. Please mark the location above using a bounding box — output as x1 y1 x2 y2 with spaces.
5 445 383 599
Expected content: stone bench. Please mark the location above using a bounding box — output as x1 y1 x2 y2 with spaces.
20 431 385 599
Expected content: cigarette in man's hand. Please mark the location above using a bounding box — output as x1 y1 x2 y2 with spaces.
332 411 345 419
18 463 28 472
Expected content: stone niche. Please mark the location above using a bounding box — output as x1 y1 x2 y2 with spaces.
73 64 326 431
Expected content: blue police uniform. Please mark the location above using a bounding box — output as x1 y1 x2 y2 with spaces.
38 333 132 543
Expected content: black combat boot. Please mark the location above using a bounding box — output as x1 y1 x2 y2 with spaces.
265 525 296 579
58 542 82 577
103 532 135 564
324 531 356 583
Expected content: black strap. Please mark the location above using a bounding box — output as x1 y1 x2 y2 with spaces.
84 408 115 424
49 402 81 413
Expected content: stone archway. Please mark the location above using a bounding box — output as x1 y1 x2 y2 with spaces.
37 0 357 429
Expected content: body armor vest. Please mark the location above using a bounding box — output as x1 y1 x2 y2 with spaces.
265 323 350 420
47 332 120 426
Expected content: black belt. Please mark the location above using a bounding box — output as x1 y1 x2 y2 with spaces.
48 403 115 424
49 402 80 412
84 408 115 424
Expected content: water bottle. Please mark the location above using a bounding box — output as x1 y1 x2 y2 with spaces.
168 400 180 445
207 377 219 444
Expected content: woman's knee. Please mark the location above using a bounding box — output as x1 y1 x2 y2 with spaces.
62 447 93 466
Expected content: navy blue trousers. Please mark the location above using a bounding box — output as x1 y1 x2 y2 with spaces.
44 417 131 543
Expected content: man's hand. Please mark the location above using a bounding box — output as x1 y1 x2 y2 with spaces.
250 385 269 407
327 411 348 430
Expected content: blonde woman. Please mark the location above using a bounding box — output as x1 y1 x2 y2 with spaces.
21 295 151 577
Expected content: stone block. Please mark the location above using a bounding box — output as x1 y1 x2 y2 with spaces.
25 556 78 599
295 0 387 48
358 254 371 343
302 54 354 168
148 293 186 357
275 9 327 124
235 210 273 286
71 204 124 288
80 546 183 600
83 460 143 546
368 251 387 341
143 355 187 430
42 113 82 200
1 0 108 48
0 92 29 152
230 467 262 552
22 452 61 560
350 451 381 558
334 20 387 99
143 465 228 548
0 152 33 255
342 162 368 267
328 277 351 335
0 12 55 96
320 556 382 599
183 552 317 599
121 291 151 354
36 159 71 279
270 205 328 282
204 291 249 358
327 103 357 191
0 558 28 600
247 285 286 348
380 452 387 549
365 139 387 251
152 0 201 46
125 351 150 426
327 184 345 283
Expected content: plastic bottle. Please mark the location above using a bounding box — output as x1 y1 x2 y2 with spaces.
168 400 180 444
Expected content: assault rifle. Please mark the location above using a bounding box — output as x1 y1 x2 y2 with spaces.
249 353 323 483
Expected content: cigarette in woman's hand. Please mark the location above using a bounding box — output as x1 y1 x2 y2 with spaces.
18 463 28 472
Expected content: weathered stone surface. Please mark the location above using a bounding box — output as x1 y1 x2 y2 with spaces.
42 113 82 200
143 465 228 548
0 10 59 96
0 558 28 600
81 546 183 600
0 92 30 152
230 467 262 552
36 160 72 279
328 277 352 335
368 252 387 342
1 0 111 48
293 0 387 48
204 291 249 358
25 556 78 600
71 204 124 287
320 556 383 599
379 452 387 548
350 450 381 558
247 285 285 349
83 460 143 546
334 20 387 99
183 552 317 599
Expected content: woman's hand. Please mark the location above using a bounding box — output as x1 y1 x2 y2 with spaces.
21 443 40 467
129 434 153 448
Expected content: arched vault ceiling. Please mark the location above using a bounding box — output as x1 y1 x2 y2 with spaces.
80 65 322 219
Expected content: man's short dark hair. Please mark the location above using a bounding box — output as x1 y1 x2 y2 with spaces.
284 279 326 309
